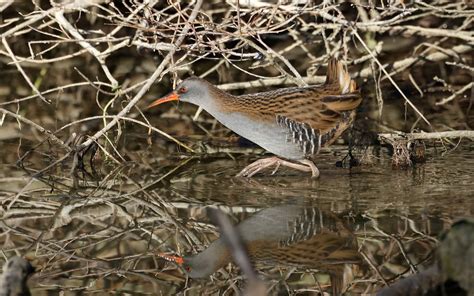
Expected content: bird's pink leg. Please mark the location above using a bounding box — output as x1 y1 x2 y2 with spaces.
237 157 320 178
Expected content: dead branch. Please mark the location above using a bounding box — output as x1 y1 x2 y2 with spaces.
379 131 474 141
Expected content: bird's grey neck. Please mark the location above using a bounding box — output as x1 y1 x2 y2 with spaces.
187 239 229 278
186 84 234 116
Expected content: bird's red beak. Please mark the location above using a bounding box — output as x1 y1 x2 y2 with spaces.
157 252 184 265
147 92 179 109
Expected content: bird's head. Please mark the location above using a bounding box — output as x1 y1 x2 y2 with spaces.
147 77 212 109
157 252 215 279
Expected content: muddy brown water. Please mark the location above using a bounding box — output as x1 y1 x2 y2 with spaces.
0 141 473 294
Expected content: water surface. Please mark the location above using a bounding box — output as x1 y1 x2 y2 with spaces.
0 142 472 294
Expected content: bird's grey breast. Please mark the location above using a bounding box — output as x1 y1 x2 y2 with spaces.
206 109 306 160
237 206 305 243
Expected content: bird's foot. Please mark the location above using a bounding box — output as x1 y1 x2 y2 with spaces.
236 157 320 178
299 159 320 178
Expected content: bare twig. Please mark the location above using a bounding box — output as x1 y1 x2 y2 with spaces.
1 38 49 104
379 130 474 141
436 82 473 106
352 29 431 127
0 107 69 150
53 10 119 88
77 0 204 151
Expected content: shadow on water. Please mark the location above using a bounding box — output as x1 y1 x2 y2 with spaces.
0 142 473 294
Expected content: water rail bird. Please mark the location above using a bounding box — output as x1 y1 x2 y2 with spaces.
148 59 362 177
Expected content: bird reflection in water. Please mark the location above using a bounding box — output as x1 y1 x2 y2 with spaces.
159 205 362 294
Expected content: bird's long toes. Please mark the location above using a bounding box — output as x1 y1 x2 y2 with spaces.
246 170 258 177
238 165 263 177
236 170 247 177
237 158 282 177
237 166 257 177
246 166 263 177
271 161 281 175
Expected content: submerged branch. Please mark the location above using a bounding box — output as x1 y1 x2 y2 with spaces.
379 130 474 141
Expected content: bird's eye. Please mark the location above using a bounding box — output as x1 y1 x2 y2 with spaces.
178 87 188 94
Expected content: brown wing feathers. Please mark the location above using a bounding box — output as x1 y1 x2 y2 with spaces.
276 59 362 155
320 93 362 113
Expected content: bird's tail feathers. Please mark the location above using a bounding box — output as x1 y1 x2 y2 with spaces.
325 58 357 94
